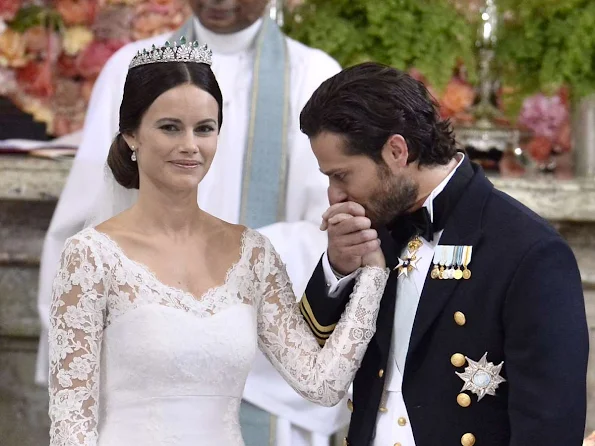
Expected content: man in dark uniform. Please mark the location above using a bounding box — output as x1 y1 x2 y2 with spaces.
298 62 589 446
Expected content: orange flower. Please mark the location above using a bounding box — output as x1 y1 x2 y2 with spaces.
440 78 475 118
55 0 98 26
0 28 28 68
16 60 54 98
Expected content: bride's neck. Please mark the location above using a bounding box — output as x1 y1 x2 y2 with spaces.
130 183 202 237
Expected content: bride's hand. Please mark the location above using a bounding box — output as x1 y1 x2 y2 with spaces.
361 244 385 269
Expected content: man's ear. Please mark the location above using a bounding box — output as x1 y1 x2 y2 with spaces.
380 134 408 173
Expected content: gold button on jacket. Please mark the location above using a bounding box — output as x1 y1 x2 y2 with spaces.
457 393 472 407
454 311 466 326
461 433 476 446
451 353 466 367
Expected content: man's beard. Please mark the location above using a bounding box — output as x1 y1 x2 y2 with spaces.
364 167 419 227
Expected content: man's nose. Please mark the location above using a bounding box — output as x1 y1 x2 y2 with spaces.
327 185 348 206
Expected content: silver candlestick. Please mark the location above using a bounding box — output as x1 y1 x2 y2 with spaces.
454 0 526 168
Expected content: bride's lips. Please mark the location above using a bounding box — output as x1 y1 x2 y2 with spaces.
169 160 201 169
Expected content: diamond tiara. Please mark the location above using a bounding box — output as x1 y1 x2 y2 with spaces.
128 36 213 70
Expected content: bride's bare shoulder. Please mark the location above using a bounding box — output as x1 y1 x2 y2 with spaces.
203 214 247 247
92 210 139 246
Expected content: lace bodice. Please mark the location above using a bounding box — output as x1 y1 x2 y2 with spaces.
48 227 388 445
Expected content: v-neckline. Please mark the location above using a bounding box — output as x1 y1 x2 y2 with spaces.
87 227 250 305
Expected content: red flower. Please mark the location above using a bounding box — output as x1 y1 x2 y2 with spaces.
16 61 54 98
55 0 98 26
0 0 22 21
75 39 128 80
57 54 79 77
525 136 553 162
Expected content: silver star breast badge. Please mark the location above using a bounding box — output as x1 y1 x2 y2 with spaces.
456 352 506 401
395 250 421 277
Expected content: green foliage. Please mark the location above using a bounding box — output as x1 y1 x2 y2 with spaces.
284 0 477 93
8 5 64 33
285 0 595 115
496 0 595 102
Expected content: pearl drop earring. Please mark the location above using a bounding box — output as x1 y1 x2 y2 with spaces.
131 146 137 162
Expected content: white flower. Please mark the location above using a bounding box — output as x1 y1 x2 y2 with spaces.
49 328 75 361
68 356 93 380
56 369 73 388
62 26 94 56
62 305 88 330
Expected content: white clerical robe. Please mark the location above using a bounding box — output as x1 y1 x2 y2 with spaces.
323 156 465 445
35 17 347 445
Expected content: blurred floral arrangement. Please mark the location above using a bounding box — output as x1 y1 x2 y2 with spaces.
285 0 594 174
0 0 190 136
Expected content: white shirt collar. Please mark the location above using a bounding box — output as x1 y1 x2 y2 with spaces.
422 153 466 224
193 17 262 55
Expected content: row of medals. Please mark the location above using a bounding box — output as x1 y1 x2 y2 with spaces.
404 237 472 280
431 244 472 280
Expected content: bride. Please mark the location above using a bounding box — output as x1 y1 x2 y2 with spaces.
48 39 389 446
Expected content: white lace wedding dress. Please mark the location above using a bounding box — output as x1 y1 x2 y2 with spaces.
48 227 388 445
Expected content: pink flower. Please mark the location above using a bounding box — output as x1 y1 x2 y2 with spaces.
55 0 98 26
518 93 569 141
0 0 22 21
75 39 128 80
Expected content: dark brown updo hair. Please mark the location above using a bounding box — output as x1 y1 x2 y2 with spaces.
108 61 223 189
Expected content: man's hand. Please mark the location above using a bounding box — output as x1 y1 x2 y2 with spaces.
321 202 384 275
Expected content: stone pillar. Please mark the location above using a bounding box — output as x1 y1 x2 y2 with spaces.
0 157 69 446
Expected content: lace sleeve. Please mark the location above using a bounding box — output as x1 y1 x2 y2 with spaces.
48 236 106 446
255 235 388 407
